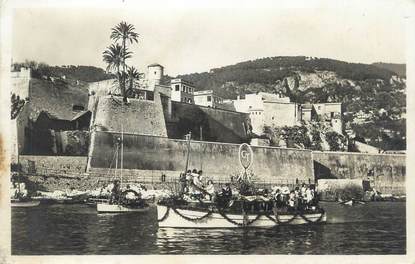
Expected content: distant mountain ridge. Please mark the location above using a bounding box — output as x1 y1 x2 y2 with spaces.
176 56 406 151
176 56 404 99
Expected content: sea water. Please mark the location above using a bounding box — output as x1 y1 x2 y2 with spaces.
11 201 405 255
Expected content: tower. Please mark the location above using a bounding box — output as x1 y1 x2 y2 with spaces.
147 63 164 89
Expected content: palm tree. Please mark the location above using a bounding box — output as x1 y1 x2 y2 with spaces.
102 43 131 97
110 22 139 102
103 43 123 74
126 66 142 92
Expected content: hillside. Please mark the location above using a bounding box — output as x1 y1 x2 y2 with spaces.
372 62 406 77
177 56 406 150
177 56 402 98
13 61 113 83
28 78 89 121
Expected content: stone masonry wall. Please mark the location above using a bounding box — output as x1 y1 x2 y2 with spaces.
313 151 405 195
170 102 250 143
93 95 167 137
19 155 88 175
88 131 314 184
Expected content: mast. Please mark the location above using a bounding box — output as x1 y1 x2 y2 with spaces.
121 124 124 187
184 132 192 173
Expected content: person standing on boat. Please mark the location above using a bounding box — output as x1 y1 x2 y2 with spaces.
288 191 296 211
281 185 290 204
198 170 205 186
185 170 193 194
305 187 313 205
192 170 203 189
205 180 215 201
179 173 187 196
223 183 232 198
110 180 121 204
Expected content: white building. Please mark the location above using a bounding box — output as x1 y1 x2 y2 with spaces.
170 78 195 104
233 92 299 134
11 67 31 99
301 102 343 134
194 90 224 108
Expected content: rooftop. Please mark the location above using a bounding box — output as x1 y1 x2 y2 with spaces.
170 78 195 86
194 90 214 96
148 63 163 68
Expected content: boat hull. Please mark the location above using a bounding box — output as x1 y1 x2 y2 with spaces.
11 200 41 208
97 203 150 213
157 205 326 228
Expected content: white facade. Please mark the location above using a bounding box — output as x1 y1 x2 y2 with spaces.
312 102 342 134
233 92 297 134
11 67 31 99
194 90 224 108
170 78 195 104
233 92 290 113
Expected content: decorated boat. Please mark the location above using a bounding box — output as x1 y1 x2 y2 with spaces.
157 198 325 228
156 139 326 228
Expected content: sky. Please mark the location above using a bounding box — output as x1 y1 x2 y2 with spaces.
11 6 408 76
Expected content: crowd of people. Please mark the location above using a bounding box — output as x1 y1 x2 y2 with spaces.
179 169 318 211
179 169 216 200
270 184 318 211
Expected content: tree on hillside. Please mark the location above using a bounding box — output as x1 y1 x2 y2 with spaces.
110 21 139 103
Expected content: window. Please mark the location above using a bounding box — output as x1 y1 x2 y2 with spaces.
207 96 212 102
331 112 334 118
154 71 157 75
318 106 321 110
72 105 84 111
175 85 180 91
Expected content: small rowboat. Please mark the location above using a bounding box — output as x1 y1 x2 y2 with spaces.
157 201 326 228
338 199 366 206
97 203 151 213
11 199 41 208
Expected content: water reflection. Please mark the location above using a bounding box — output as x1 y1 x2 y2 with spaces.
12 202 405 255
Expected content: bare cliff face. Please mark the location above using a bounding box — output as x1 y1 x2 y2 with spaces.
276 71 355 92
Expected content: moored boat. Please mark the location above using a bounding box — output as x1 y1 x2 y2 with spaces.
97 203 151 213
157 198 326 228
96 125 153 214
11 198 41 208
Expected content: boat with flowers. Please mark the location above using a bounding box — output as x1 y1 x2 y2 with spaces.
157 196 326 228
156 138 326 228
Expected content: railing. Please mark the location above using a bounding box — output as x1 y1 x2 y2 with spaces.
21 168 86 178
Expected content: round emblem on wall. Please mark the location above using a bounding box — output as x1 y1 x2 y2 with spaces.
239 143 253 170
